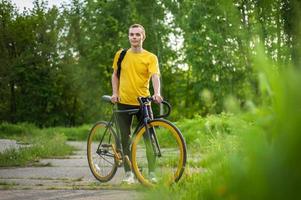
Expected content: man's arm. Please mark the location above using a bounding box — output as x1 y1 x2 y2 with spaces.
151 74 163 103
111 69 120 103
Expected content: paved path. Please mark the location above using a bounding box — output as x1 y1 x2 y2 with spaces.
0 141 141 200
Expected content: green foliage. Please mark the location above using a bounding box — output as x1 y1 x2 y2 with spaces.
0 0 298 125
177 112 253 146
1 1 300 198
175 110 263 169
142 40 301 200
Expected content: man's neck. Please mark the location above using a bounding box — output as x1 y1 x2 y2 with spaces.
130 46 143 53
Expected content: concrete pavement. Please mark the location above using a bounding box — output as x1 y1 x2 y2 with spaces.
0 141 141 200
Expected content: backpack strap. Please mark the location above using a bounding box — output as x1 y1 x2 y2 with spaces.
117 49 128 79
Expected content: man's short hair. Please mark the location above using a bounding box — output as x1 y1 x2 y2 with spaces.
129 24 146 39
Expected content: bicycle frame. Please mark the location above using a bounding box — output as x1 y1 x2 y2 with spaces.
96 97 167 168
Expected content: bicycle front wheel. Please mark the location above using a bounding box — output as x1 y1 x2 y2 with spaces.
87 121 118 182
131 119 187 187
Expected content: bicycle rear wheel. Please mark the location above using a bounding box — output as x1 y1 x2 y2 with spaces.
131 119 187 187
87 121 118 182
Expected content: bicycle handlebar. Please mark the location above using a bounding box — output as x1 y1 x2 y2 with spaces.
101 95 172 118
101 95 114 104
138 97 171 118
156 100 171 118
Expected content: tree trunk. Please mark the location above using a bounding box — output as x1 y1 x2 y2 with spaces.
9 80 16 123
276 0 282 64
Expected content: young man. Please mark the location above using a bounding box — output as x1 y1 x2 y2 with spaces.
111 24 163 184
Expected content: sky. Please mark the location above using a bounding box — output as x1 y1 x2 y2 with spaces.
10 0 69 11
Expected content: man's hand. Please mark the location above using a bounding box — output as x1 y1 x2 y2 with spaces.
152 93 163 104
111 94 120 104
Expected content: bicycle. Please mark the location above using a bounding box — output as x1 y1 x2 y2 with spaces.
87 95 187 187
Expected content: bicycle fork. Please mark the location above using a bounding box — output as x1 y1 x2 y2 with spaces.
145 120 162 158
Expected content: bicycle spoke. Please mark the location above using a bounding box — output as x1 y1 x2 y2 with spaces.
99 154 115 166
131 119 186 186
87 122 118 182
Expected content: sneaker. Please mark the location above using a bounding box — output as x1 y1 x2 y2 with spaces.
122 171 135 184
149 172 158 183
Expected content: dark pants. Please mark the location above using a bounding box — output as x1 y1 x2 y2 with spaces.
117 103 155 173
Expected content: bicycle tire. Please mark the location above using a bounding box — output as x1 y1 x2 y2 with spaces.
87 121 118 182
131 119 187 187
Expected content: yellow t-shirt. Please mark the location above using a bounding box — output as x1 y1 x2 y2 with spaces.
112 49 160 105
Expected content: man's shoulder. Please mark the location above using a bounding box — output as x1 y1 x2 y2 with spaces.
143 49 157 59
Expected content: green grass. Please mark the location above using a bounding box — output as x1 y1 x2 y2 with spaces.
141 49 301 199
0 181 18 189
0 133 74 167
0 122 91 141
0 122 40 143
174 111 261 169
0 123 75 167
43 125 91 141
0 119 92 167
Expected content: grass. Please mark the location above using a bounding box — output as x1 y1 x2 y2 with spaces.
43 125 91 141
0 124 75 167
174 111 260 169
0 181 18 189
0 121 92 167
0 122 91 141
141 49 301 199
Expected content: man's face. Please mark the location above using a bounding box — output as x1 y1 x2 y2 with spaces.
128 27 144 48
